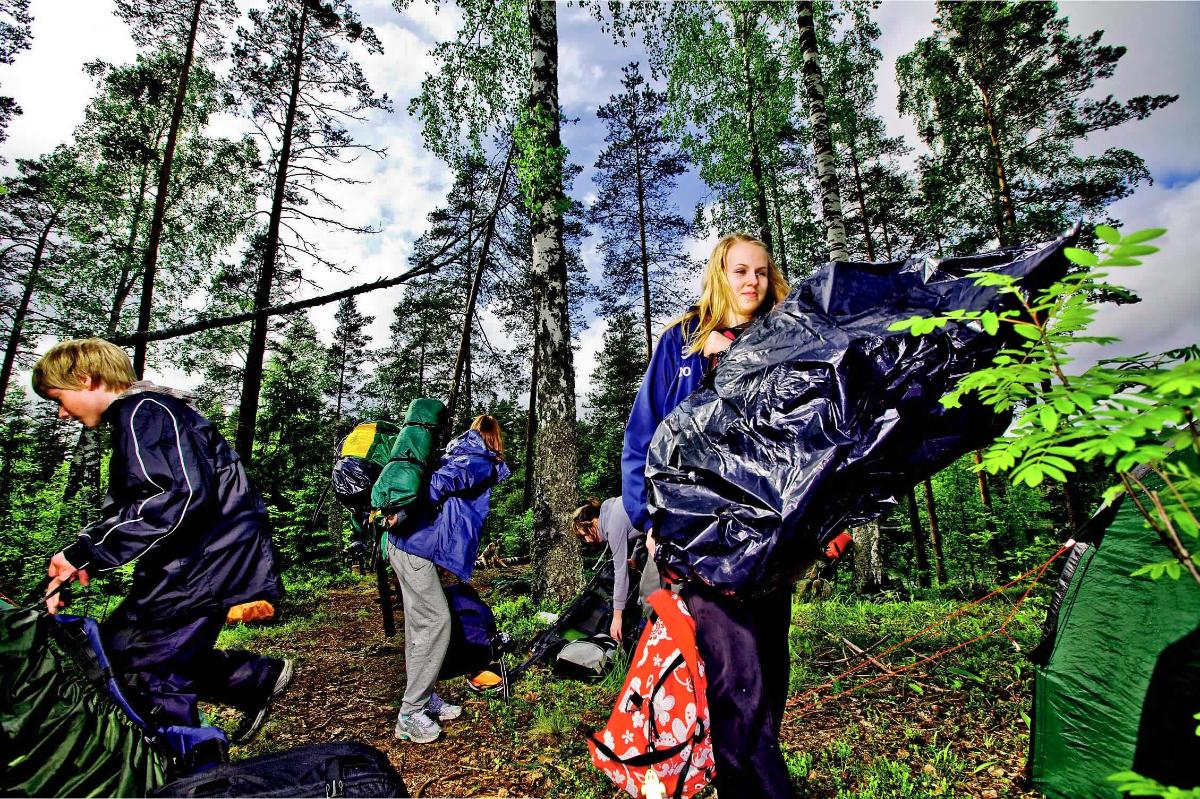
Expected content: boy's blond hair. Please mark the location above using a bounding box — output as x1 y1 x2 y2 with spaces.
32 338 137 398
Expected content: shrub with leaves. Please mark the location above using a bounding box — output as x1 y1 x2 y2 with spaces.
890 226 1200 585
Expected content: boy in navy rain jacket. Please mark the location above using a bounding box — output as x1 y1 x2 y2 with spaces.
36 338 291 743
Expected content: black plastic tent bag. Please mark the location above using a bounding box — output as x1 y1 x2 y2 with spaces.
645 234 1072 594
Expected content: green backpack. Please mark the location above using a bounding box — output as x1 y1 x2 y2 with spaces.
370 397 448 517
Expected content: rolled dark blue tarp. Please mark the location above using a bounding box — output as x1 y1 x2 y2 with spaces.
645 234 1073 594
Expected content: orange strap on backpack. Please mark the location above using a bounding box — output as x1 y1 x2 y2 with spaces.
225 600 275 624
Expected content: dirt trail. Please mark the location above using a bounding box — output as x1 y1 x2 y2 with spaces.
233 580 546 798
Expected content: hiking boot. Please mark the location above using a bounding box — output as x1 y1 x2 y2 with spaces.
231 658 294 744
426 693 462 721
394 710 442 743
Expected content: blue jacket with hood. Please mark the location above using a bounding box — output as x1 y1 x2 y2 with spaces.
621 319 706 532
61 383 283 621
389 429 510 581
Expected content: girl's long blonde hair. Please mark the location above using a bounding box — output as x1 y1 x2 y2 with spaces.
666 234 789 356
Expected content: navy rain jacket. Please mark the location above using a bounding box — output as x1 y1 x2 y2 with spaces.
62 384 283 621
389 429 510 581
621 319 706 532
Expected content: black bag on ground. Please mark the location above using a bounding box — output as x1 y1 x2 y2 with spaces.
553 634 618 682
152 741 408 798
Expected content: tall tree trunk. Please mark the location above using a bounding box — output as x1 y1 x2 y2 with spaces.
795 1 849 261
976 82 1015 244
447 144 515 424
108 164 153 334
848 137 876 261
523 341 538 509
907 486 931 588
526 0 581 603
235 2 309 463
633 127 654 359
133 0 203 377
0 215 55 412
923 477 947 584
974 449 1004 574
736 6 772 252
852 521 883 594
767 165 789 277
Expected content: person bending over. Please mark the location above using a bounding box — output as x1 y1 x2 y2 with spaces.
387 414 510 744
571 496 658 642
37 338 292 744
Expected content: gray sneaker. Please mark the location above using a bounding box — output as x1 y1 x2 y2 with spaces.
232 658 295 744
426 693 462 721
394 710 441 743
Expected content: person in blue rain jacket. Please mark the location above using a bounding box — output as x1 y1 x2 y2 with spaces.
386 414 509 744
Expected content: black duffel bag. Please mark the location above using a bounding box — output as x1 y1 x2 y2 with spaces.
153 741 408 798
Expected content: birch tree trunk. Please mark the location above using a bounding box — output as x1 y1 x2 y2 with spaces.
852 521 884 594
795 1 849 261
526 0 581 603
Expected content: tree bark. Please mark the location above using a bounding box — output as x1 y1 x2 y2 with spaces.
526 0 581 603
852 521 883 594
976 82 1016 244
735 6 772 253
849 137 876 261
133 0 203 377
923 477 947 584
523 341 538 509
795 1 849 261
633 123 654 359
0 215 55 412
235 2 309 463
108 163 153 334
907 486 931 588
974 449 1004 574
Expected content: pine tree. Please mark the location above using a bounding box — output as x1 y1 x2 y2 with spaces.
588 62 691 358
326 296 373 433
579 308 647 501
114 0 240 375
897 1 1177 250
230 0 391 463
0 0 32 152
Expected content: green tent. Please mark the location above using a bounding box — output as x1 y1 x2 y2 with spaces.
1029 465 1200 798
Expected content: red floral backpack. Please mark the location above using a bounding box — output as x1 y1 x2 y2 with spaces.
588 589 715 799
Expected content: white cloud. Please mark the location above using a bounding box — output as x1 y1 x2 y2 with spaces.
1068 177 1200 369
4 0 135 163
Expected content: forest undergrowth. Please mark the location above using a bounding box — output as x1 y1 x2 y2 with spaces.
210 565 1049 799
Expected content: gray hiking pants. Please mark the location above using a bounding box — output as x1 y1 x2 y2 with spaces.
386 543 451 716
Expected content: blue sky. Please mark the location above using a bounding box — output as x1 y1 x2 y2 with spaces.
4 0 1199 408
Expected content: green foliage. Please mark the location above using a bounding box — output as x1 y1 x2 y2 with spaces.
514 103 569 216
891 225 1200 585
896 2 1176 252
578 309 646 501
891 228 1200 584
1107 772 1200 799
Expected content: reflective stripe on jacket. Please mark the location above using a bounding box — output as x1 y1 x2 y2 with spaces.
62 386 283 621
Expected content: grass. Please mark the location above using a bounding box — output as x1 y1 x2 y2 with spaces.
208 570 1048 798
